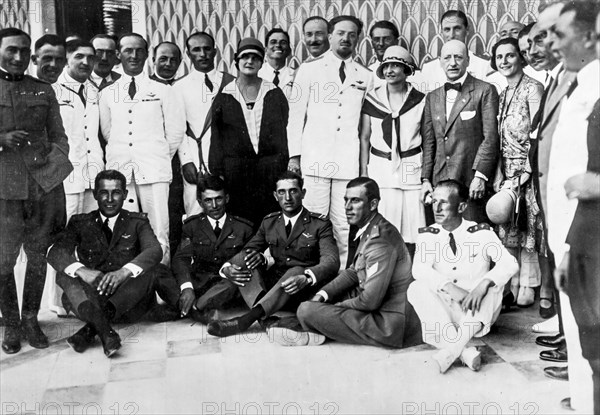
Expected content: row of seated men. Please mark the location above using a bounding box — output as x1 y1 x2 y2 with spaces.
43 168 517 375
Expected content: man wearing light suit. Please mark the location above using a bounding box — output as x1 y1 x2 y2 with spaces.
99 33 185 264
272 177 423 348
420 40 499 224
288 15 373 266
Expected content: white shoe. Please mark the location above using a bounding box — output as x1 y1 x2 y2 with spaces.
460 347 482 371
432 349 457 374
268 327 326 346
517 287 535 307
532 315 559 333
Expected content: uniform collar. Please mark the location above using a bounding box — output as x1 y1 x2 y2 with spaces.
283 207 304 229
207 213 227 229
0 67 24 82
99 212 121 229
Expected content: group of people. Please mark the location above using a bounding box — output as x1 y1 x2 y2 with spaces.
0 0 598 412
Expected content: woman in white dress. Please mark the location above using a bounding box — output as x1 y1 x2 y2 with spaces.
360 46 426 255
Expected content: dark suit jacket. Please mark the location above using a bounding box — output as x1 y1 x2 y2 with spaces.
421 74 499 186
172 213 254 287
566 99 600 256
233 208 340 284
0 75 72 199
209 87 289 226
321 213 422 348
47 209 162 274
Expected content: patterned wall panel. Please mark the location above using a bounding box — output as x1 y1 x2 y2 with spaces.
144 0 546 75
0 0 31 32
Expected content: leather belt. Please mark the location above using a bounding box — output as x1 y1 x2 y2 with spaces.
370 146 422 160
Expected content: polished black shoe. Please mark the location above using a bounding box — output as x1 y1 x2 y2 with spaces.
536 333 565 348
1 326 21 354
21 317 49 349
66 324 97 353
145 305 181 322
99 329 121 358
544 366 569 381
207 318 245 337
540 347 568 362
189 308 217 325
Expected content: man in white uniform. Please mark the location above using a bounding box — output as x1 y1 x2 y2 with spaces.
258 28 295 97
408 180 518 373
302 16 330 62
287 15 373 266
99 33 185 264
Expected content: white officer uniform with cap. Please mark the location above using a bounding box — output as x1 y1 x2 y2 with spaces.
258 62 295 98
408 219 518 346
99 72 185 263
288 50 373 265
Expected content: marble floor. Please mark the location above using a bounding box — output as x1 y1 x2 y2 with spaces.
0 297 576 415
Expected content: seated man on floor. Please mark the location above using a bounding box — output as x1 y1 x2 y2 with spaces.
47 170 164 358
207 171 340 337
270 177 423 348
407 179 518 373
160 175 254 322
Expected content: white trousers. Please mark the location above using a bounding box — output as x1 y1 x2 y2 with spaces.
561 291 594 413
182 177 202 219
303 175 348 268
125 181 171 264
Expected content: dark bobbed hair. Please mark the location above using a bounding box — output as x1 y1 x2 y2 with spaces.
369 20 400 39
491 36 527 71
347 177 380 202
435 179 469 203
329 15 364 35
275 170 304 190
94 170 127 192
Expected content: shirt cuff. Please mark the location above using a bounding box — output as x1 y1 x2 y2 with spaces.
304 269 317 285
219 262 232 279
123 263 143 278
65 262 85 278
474 171 488 181
180 282 193 292
316 290 328 302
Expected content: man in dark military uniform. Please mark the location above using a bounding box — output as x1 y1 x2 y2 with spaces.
0 28 73 354
207 171 340 337
47 170 164 358
159 175 254 322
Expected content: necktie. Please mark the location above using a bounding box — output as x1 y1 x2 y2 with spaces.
205 74 214 92
566 78 578 98
339 61 346 83
214 220 221 238
273 70 280 86
99 77 108 89
444 82 461 92
448 232 457 255
285 220 292 237
102 218 113 243
346 225 359 269
128 76 136 99
77 84 86 107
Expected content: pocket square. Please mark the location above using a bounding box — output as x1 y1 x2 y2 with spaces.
460 111 476 120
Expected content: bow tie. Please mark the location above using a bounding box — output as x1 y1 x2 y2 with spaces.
444 82 462 92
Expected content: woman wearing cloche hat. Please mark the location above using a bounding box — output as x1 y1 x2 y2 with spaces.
208 38 289 227
360 46 426 254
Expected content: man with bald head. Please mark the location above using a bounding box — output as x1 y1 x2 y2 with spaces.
151 42 182 85
421 40 499 224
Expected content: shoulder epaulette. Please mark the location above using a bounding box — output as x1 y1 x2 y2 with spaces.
26 74 49 84
418 226 439 234
72 212 94 221
183 213 203 224
128 211 149 220
467 223 492 233
309 212 329 221
264 211 280 220
231 215 254 227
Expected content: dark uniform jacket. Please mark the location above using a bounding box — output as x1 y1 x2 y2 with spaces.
47 209 162 274
0 74 72 199
238 208 340 284
172 213 254 287
321 213 422 348
421 74 499 186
